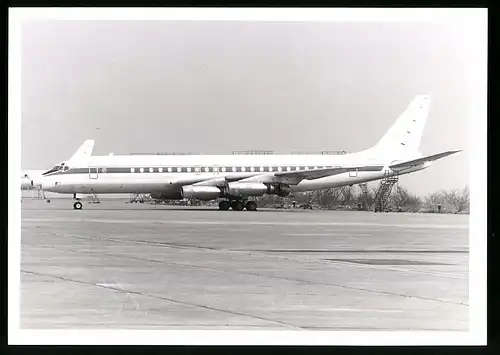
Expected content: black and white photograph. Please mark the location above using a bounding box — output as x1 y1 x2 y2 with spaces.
9 8 487 345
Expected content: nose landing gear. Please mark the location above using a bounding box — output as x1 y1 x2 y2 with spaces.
73 193 83 210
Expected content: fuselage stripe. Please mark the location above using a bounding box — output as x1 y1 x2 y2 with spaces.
45 165 385 176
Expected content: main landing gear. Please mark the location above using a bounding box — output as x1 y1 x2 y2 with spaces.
218 200 258 211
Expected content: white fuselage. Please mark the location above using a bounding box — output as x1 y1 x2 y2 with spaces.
41 150 427 197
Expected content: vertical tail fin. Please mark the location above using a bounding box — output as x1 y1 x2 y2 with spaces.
368 95 431 158
67 139 95 164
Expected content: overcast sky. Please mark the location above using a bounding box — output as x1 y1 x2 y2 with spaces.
21 19 484 196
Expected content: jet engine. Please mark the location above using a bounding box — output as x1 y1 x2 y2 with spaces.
226 182 291 197
266 183 291 197
181 185 223 200
226 182 268 197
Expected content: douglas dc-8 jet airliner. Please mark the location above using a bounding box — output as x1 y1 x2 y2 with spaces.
41 95 460 211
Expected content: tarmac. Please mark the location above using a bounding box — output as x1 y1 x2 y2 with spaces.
20 198 469 330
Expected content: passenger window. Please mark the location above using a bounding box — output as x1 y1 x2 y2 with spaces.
159 167 163 173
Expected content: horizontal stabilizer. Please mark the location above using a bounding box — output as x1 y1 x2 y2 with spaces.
389 150 461 170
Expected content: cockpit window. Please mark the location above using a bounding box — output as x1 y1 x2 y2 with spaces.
42 163 66 176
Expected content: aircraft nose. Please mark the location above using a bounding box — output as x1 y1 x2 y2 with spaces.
41 181 56 192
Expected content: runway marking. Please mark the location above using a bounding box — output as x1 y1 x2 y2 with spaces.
22 217 469 229
21 269 303 330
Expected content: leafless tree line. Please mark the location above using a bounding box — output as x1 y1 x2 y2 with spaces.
255 184 470 214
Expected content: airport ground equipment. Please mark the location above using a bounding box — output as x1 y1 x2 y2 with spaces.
87 193 101 204
374 175 399 212
22 188 46 200
128 193 153 204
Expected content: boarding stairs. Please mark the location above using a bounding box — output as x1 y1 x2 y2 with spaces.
87 193 101 204
374 175 399 212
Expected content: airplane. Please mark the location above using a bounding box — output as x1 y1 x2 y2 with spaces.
40 95 461 211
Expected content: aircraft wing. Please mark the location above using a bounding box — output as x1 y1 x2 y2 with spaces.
389 150 461 170
237 165 385 185
177 165 384 187
192 174 254 187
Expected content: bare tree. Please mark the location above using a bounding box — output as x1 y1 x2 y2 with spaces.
444 186 470 213
319 188 342 207
391 186 409 211
340 185 354 205
391 186 422 212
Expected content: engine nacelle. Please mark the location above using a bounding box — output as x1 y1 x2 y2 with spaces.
267 183 291 197
226 182 291 197
226 182 268 197
181 185 223 200
150 190 183 200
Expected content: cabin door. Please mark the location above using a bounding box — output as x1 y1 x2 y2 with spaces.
89 167 99 179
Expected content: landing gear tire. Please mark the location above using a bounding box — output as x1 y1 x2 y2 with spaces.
245 201 257 211
219 200 230 211
231 200 245 211
73 201 83 210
